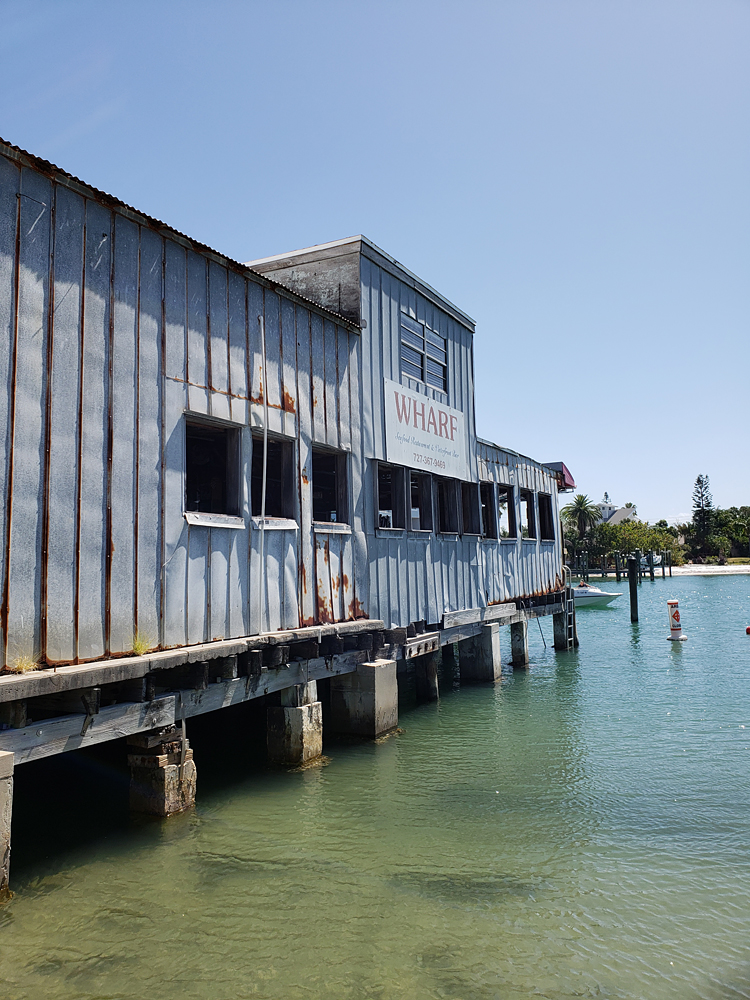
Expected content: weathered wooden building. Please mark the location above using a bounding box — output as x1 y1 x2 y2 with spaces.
0 139 574 898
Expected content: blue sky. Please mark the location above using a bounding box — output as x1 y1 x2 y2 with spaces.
1 0 747 523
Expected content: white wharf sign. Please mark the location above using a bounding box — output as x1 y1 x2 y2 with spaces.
383 378 468 480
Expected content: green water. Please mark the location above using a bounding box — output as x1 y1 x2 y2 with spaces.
2 574 750 1000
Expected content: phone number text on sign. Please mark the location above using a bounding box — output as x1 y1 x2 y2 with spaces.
413 452 446 470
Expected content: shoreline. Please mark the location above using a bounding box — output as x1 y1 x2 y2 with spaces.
575 564 750 578
668 564 750 576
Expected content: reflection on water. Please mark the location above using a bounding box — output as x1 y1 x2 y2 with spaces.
2 575 750 999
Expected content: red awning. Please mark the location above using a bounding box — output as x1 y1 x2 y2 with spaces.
543 461 576 491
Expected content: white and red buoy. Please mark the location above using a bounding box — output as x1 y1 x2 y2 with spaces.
667 600 687 641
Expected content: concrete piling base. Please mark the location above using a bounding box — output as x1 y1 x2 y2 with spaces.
510 620 529 668
0 751 13 902
330 659 398 737
267 702 323 764
128 727 196 816
458 623 502 683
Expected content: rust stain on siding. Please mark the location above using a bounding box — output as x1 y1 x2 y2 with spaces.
281 388 296 413
348 597 368 620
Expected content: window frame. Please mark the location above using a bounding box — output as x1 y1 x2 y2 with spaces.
538 492 555 541
375 462 406 530
409 471 434 532
497 484 517 539
461 482 481 535
519 488 537 540
400 314 448 394
435 476 460 534
480 482 497 539
251 432 296 521
184 415 241 518
311 447 350 526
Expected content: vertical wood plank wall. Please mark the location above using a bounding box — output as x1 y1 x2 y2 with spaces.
0 148 565 666
0 151 361 666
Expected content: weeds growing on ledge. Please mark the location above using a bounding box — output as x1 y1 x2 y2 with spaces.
131 632 152 657
5 653 41 674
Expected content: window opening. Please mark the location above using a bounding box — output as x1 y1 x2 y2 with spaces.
377 464 405 529
251 435 295 519
539 492 555 540
480 482 497 538
436 477 460 533
410 472 433 531
497 486 516 538
519 489 536 539
461 482 481 535
400 314 447 392
185 420 239 516
312 449 348 524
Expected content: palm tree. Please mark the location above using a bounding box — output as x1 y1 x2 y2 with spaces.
561 493 602 541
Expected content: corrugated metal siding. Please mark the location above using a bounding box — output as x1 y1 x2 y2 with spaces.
0 145 565 666
359 255 564 628
0 151 363 666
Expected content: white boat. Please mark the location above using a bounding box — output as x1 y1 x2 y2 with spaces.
640 553 662 567
573 583 622 608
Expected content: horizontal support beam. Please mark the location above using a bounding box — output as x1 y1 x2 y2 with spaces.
394 604 565 656
0 651 370 765
0 622 384 703
441 604 517 629
403 633 440 659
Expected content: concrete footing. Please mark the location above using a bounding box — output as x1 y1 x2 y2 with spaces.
553 611 567 651
458 623 502 682
510 620 529 668
267 694 323 765
0 751 13 902
128 726 196 816
330 659 398 737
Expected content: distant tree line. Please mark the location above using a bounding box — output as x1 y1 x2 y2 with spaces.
560 475 748 566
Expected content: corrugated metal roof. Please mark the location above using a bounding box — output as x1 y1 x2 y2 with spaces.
0 136 359 332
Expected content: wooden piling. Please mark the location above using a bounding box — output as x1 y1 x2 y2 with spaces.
628 557 638 622
615 552 621 583
648 550 655 582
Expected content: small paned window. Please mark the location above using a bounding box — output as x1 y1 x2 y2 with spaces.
519 489 536 539
400 314 447 392
498 485 516 538
436 478 460 534
410 472 433 531
251 435 295 519
539 493 555 540
461 482 481 535
185 419 240 515
480 482 497 538
377 463 406 529
312 449 348 524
